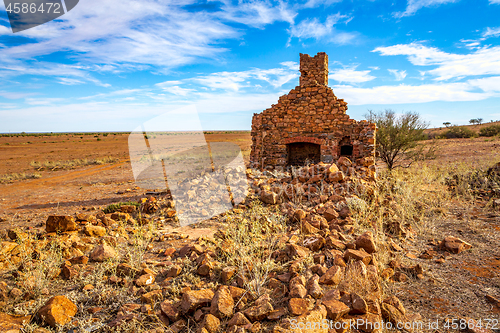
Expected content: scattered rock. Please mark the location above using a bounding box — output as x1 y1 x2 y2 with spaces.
46 216 77 233
439 236 472 254
89 243 116 262
37 295 77 328
181 289 214 314
211 285 234 318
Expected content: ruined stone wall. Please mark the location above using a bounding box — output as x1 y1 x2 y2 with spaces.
250 52 376 175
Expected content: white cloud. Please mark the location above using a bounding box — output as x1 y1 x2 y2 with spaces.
388 69 407 81
303 0 343 8
0 91 35 99
0 0 299 82
218 1 296 27
332 81 495 105
25 97 66 105
288 13 356 44
329 67 376 83
373 43 500 81
467 76 500 92
191 64 299 91
394 0 459 18
483 27 500 38
58 78 85 85
489 0 500 4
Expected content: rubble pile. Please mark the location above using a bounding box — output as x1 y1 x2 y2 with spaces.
0 157 475 333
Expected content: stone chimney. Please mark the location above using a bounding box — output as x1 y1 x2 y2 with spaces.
299 52 328 86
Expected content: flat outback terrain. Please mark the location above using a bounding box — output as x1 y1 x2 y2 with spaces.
1 129 500 333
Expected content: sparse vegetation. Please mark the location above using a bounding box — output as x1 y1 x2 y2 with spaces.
103 201 141 214
365 109 429 170
30 156 118 171
0 172 42 183
443 125 478 138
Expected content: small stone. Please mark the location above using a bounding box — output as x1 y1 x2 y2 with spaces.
167 265 182 278
83 284 94 291
45 216 77 233
222 266 237 283
89 243 116 262
289 284 307 298
351 293 368 314
344 249 371 265
383 296 406 315
211 285 234 318
292 209 307 222
322 298 350 320
181 289 214 314
319 265 342 285
83 225 106 237
201 314 220 333
300 221 320 235
135 274 155 287
355 231 377 254
116 263 139 277
260 191 278 205
37 295 77 328
160 301 180 322
306 275 323 299
381 303 405 326
287 244 310 258
227 312 251 327
243 301 273 321
288 298 309 316
141 289 162 303
439 236 472 254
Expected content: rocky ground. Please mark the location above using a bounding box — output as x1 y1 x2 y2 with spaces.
0 155 499 332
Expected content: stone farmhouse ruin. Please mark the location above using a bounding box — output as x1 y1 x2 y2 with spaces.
250 52 376 172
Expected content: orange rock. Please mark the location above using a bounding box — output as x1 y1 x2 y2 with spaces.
45 216 77 233
37 295 77 327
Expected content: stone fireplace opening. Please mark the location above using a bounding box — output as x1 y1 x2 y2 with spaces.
339 137 353 156
287 142 320 166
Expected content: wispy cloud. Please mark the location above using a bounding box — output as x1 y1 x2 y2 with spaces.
303 0 343 8
373 42 500 80
0 0 300 85
288 13 356 44
394 0 459 18
190 63 299 91
329 67 376 83
483 27 500 38
388 69 407 81
333 78 499 105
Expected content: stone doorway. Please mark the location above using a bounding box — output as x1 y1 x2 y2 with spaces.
287 142 321 166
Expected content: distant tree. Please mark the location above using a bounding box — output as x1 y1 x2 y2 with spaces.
365 109 429 170
469 119 478 125
443 122 451 128
477 118 483 125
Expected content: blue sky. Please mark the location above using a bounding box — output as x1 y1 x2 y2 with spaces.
1 0 500 132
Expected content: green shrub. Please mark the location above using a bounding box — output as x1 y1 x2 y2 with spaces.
444 126 478 139
479 125 500 137
103 201 140 214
